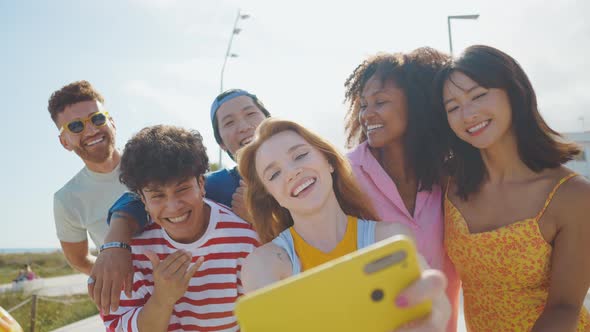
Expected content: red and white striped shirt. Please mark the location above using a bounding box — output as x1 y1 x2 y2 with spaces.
103 199 259 332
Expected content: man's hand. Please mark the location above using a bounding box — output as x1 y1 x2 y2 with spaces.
393 269 450 332
89 211 141 313
146 250 204 307
231 180 252 223
88 247 133 314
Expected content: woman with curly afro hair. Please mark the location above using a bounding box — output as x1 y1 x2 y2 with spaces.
344 47 460 331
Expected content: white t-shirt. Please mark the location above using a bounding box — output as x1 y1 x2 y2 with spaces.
53 164 126 247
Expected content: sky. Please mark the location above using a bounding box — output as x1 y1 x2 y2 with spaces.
1 0 589 249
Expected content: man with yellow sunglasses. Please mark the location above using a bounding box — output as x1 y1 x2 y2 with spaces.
48 80 125 275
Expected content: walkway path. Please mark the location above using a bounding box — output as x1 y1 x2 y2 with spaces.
0 274 87 296
51 314 104 332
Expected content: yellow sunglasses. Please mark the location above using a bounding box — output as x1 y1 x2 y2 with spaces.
59 111 110 135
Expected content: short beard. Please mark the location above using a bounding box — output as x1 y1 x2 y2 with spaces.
74 134 116 164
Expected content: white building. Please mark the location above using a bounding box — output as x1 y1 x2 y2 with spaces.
564 131 590 178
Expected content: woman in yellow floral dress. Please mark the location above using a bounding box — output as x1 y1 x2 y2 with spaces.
434 45 590 331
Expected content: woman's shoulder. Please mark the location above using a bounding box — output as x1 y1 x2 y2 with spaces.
245 242 292 273
242 242 293 292
531 167 590 232
548 167 590 211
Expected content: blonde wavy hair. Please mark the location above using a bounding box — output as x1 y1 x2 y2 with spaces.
237 118 378 244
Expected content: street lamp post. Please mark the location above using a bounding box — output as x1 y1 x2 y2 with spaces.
218 9 250 168
447 14 479 56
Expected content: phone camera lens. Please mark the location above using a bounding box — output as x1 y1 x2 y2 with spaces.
371 289 384 302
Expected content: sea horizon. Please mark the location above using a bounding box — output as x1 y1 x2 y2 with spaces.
0 247 62 254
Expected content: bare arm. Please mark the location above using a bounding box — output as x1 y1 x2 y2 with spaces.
105 211 140 243
89 211 140 313
54 194 95 274
532 178 590 332
241 243 292 293
60 240 95 275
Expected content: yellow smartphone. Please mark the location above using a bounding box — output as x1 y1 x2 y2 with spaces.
235 235 431 332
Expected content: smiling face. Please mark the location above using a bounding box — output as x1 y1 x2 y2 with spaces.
56 100 116 163
359 75 409 148
442 71 514 150
216 95 267 155
140 176 209 243
255 130 335 216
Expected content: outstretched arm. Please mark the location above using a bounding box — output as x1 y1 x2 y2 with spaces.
89 192 148 314
61 240 95 275
241 243 292 293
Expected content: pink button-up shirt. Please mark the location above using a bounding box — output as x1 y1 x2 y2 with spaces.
348 142 460 332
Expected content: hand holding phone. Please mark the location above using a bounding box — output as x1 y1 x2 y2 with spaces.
236 235 432 331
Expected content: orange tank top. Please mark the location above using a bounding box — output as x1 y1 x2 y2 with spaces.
444 173 590 331
290 215 358 272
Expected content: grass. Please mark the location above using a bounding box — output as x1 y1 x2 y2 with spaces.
0 251 92 284
0 291 99 332
0 251 101 331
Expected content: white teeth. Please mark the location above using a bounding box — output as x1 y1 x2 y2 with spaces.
467 120 490 133
240 137 253 146
167 212 189 223
86 137 104 146
292 178 316 197
366 124 384 131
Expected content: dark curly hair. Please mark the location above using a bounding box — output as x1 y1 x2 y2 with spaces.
119 125 210 194
343 47 450 191
433 45 581 200
48 80 104 123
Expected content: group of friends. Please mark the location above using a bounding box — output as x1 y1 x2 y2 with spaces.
48 45 590 331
